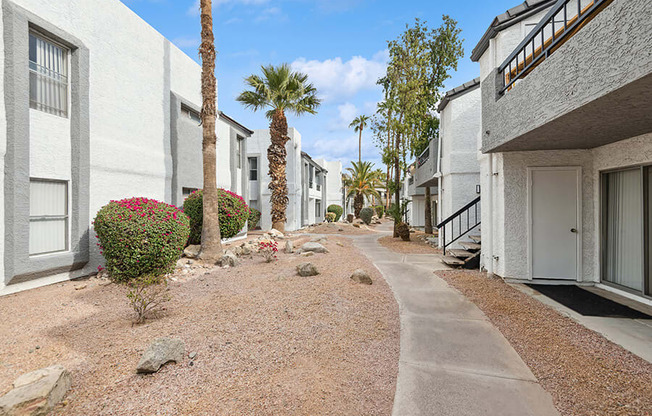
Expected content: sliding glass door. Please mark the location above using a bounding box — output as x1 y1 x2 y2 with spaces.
602 166 651 296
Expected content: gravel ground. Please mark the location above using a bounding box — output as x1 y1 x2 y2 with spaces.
0 235 399 415
438 270 652 416
296 222 378 235
378 233 441 254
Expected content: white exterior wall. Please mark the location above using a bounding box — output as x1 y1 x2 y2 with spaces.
248 128 302 232
0 0 238 292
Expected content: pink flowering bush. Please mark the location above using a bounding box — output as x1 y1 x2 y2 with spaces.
93 197 190 282
248 207 261 231
258 241 278 263
183 189 250 244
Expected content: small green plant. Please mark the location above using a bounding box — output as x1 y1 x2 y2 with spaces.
248 207 261 230
327 204 343 222
94 197 190 282
360 207 374 225
126 275 170 324
183 189 250 243
325 212 336 222
374 205 384 219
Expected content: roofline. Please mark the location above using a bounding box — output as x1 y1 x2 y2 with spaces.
218 111 253 136
301 151 327 172
437 77 481 113
470 0 556 62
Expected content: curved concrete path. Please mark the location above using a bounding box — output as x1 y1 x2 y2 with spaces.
352 224 559 416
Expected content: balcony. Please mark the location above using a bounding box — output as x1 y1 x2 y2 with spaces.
482 0 652 153
413 139 439 188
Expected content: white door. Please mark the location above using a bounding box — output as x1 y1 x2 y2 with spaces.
529 167 581 280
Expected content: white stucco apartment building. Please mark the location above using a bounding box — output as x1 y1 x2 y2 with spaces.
0 0 249 294
472 0 652 304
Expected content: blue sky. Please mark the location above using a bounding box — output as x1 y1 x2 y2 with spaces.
120 0 520 168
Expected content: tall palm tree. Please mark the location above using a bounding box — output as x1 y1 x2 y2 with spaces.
198 0 222 262
237 64 320 232
346 161 381 218
349 115 370 163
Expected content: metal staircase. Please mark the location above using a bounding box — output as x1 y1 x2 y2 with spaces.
436 196 481 269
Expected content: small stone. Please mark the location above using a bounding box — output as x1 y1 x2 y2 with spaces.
74 284 87 290
300 242 328 254
338 228 344 232
310 236 327 243
218 251 239 267
336 242 344 247
183 245 201 259
284 240 294 254
300 252 314 257
350 269 373 285
136 337 185 374
296 263 319 277
352 223 360 228
0 365 71 416
188 352 197 360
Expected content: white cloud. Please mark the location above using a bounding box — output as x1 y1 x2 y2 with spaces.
336 102 358 129
291 50 388 102
254 7 284 23
187 0 271 16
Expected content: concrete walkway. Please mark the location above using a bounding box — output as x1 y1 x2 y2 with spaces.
352 225 559 416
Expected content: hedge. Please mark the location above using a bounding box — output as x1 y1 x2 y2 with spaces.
94 197 190 282
327 204 343 222
325 212 336 222
183 189 250 244
374 205 384 219
248 207 261 230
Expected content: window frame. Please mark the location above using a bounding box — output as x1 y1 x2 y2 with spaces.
29 178 69 256
236 136 244 169
28 30 70 118
248 157 258 181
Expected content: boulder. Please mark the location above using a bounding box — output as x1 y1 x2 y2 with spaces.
0 365 71 416
268 229 285 239
136 337 185 374
284 240 294 254
296 263 319 277
218 251 239 267
300 242 328 254
350 269 373 285
183 245 201 259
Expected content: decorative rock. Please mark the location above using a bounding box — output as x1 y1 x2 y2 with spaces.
310 236 327 243
350 269 373 285
0 365 71 416
300 252 314 257
346 214 354 223
268 229 284 239
188 352 197 360
183 245 201 259
136 337 185 374
336 242 344 247
300 242 328 254
74 284 87 290
352 223 360 228
284 240 294 254
218 251 239 267
296 263 319 277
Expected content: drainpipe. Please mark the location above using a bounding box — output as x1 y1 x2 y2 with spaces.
486 153 494 275
435 134 443 248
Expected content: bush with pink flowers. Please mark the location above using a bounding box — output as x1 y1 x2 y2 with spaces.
94 197 190 282
183 189 250 244
258 241 278 263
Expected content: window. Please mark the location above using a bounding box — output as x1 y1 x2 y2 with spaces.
236 137 244 169
29 179 68 255
29 32 69 117
182 187 198 199
248 157 258 181
181 104 201 123
309 166 314 188
316 200 321 217
316 172 322 191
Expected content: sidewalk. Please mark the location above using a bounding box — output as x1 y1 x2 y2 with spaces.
352 225 559 416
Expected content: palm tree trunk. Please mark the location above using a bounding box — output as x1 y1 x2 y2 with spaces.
269 109 290 232
358 128 362 163
198 0 222 262
393 114 403 238
424 186 433 234
385 112 392 211
354 194 363 218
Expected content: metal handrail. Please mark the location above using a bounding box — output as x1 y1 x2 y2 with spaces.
417 147 430 167
436 196 481 255
499 0 609 95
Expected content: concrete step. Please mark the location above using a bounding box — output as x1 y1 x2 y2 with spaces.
442 256 465 267
449 249 474 259
469 235 481 243
460 242 482 252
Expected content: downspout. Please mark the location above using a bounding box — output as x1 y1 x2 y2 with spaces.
435 131 443 248
486 153 494 275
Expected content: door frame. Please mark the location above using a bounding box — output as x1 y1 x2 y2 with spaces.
527 166 583 281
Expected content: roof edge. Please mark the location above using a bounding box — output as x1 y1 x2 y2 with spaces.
218 111 254 136
437 77 480 113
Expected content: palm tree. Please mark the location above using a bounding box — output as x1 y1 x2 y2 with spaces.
346 161 381 218
349 115 370 163
237 64 320 232
198 0 222 262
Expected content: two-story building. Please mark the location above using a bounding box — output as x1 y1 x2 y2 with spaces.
474 0 652 304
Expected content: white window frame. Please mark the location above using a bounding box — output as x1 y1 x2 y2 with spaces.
29 30 70 118
29 178 69 256
248 157 258 181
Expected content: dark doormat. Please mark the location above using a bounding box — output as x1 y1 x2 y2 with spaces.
525 284 652 319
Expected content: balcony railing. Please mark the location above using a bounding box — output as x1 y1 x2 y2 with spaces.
499 0 611 95
417 147 430 168
408 176 414 185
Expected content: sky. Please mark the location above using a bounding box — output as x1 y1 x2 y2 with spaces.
119 0 520 169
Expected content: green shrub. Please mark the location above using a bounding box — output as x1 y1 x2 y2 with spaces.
374 205 384 218
360 207 374 225
327 204 343 222
94 197 190 282
325 212 336 222
183 189 250 243
248 207 261 230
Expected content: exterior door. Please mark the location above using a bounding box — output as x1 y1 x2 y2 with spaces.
529 167 581 280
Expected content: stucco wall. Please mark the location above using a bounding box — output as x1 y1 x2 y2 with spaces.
481 0 652 152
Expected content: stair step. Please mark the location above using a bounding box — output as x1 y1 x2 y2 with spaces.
442 256 465 266
469 235 481 243
460 242 482 251
449 249 474 259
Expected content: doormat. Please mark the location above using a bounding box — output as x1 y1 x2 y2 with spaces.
525 284 651 319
